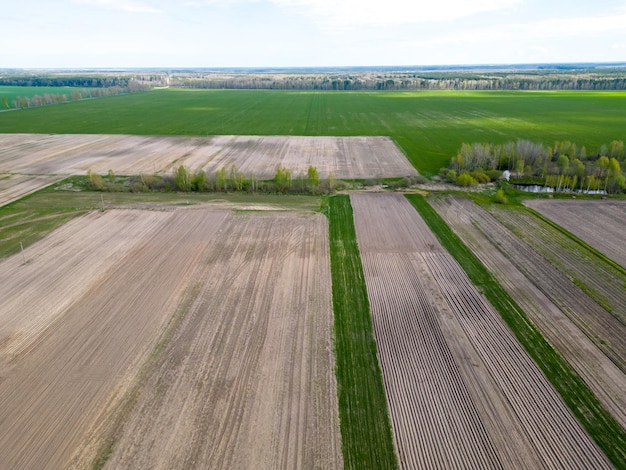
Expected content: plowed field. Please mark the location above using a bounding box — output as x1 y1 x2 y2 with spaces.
0 207 340 469
525 199 626 269
0 134 416 179
430 195 626 430
0 173 66 206
350 192 610 469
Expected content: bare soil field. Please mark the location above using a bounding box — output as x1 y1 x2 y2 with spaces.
525 199 626 269
350 192 610 469
485 204 626 328
0 133 416 179
0 173 66 206
430 195 626 429
0 207 341 469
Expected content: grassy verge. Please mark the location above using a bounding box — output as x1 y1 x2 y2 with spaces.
326 195 397 469
406 193 626 470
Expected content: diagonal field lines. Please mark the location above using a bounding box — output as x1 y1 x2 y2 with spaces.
350 192 611 469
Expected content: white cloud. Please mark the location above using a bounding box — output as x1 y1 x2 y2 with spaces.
72 0 161 13
269 0 523 30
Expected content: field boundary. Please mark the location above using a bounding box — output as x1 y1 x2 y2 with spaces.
523 204 626 277
327 195 397 469
405 193 626 469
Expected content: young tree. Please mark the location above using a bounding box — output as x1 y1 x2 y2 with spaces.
307 165 320 190
175 165 191 192
274 165 292 192
215 167 228 191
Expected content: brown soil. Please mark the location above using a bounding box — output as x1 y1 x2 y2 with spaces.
525 199 626 269
350 192 611 470
0 208 341 469
0 134 417 179
0 173 66 206
431 195 626 430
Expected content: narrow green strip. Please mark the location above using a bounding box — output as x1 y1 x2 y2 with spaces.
327 195 397 470
406 193 626 469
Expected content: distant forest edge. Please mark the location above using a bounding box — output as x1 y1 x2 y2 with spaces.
2 64 626 91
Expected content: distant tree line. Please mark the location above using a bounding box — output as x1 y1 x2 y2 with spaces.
3 68 626 91
442 139 626 193
172 70 626 91
0 75 162 88
5 81 150 110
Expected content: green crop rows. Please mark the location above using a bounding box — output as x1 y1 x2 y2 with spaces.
327 195 397 469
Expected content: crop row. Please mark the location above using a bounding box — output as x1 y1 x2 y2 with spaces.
408 194 626 469
362 251 501 469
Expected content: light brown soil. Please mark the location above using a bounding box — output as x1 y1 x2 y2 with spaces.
350 192 611 470
0 173 66 206
485 204 626 326
431 195 626 429
525 198 626 269
0 208 341 469
0 133 417 179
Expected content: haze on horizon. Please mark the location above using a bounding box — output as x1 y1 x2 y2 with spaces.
1 0 625 69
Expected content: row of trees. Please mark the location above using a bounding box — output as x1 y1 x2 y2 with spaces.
88 165 338 195
0 75 162 88
5 81 150 110
444 139 626 193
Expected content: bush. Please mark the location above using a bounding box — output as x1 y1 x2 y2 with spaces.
411 175 429 185
493 188 508 204
87 170 105 190
446 169 457 183
486 169 503 182
456 172 478 187
470 170 491 184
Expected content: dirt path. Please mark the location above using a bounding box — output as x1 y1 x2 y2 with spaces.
350 192 611 469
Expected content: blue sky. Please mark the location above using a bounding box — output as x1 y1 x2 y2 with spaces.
2 0 625 68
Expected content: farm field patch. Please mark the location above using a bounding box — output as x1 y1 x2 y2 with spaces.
0 206 341 469
430 195 626 430
525 199 626 269
484 203 626 327
0 133 416 182
1 89 625 175
350 192 610 469
0 173 66 206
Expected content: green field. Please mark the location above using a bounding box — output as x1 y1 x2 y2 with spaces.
327 195 397 469
0 86 79 108
1 89 625 175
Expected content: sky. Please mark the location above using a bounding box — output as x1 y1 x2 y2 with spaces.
1 0 625 68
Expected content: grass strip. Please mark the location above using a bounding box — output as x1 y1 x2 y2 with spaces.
326 195 397 469
525 205 626 277
406 193 626 470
